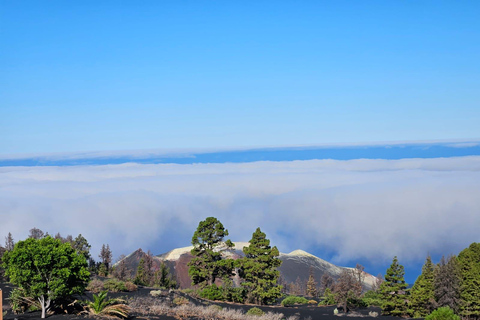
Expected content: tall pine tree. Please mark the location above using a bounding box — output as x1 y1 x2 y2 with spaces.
434 255 461 313
410 255 435 317
188 217 234 287
380 256 410 316
239 227 282 305
457 242 480 319
306 267 318 298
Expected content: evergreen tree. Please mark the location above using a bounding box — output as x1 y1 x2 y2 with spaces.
155 262 177 289
434 255 461 313
72 234 91 261
188 217 234 287
380 256 410 316
239 227 282 305
306 267 318 298
134 257 147 286
5 232 14 251
410 255 436 317
99 244 112 273
28 227 45 239
457 242 480 319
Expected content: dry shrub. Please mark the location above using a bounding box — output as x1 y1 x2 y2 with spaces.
125 281 137 292
86 279 104 293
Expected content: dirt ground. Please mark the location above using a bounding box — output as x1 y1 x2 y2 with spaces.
0 282 397 320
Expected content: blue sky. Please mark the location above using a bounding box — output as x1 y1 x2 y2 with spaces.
1 1 479 154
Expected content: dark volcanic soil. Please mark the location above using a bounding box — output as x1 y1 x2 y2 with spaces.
1 282 397 320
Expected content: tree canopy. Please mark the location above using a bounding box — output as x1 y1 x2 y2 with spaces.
2 236 90 318
239 227 282 305
188 217 234 287
379 256 410 316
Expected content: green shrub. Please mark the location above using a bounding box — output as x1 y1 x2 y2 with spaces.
425 307 460 320
281 295 309 307
86 279 105 293
9 288 40 314
362 290 383 307
246 307 265 316
199 284 225 301
320 288 336 305
103 279 127 292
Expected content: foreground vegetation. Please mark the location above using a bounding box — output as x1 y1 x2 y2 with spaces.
1 220 480 320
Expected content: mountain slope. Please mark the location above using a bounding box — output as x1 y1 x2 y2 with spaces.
118 242 378 291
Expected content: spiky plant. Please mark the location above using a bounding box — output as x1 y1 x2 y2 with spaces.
82 291 130 318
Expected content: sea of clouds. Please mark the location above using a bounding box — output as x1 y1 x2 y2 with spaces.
1 156 479 269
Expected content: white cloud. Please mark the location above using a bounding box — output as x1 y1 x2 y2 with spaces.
1 157 479 266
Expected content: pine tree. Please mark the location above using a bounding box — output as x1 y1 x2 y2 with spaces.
5 232 14 251
99 244 113 273
457 242 480 319
188 217 234 287
28 227 44 239
434 255 461 313
72 234 91 262
239 227 282 305
410 255 436 317
134 257 147 285
306 267 318 298
380 256 410 316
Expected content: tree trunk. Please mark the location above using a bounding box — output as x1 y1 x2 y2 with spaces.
39 295 51 319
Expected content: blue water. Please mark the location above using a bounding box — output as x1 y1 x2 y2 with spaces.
1 142 479 167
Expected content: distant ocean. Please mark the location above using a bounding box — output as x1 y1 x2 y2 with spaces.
1 141 479 167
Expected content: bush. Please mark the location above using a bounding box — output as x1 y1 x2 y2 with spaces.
308 299 317 305
173 297 189 306
321 288 336 305
334 308 339 315
281 295 309 307
247 307 265 316
125 281 138 292
362 290 383 307
150 290 163 297
9 288 40 314
199 284 225 301
86 279 104 293
208 304 223 311
425 307 460 320
103 279 127 292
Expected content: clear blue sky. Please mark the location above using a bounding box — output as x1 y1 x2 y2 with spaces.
1 1 479 154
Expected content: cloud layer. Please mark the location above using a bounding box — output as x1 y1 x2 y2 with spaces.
1 157 479 270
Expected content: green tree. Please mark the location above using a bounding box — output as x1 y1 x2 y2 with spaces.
457 242 480 319
99 244 112 273
134 258 147 286
72 234 91 262
2 236 90 318
410 255 436 317
155 262 177 289
188 217 234 287
380 256 410 316
239 227 282 305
